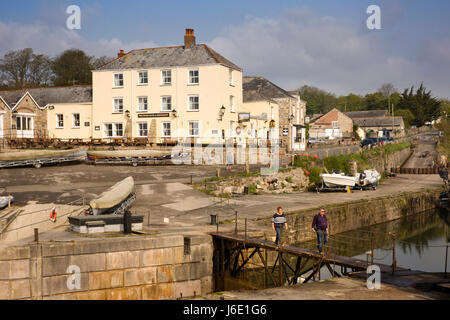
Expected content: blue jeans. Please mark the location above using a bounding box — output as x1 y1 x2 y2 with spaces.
275 227 282 245
316 229 328 252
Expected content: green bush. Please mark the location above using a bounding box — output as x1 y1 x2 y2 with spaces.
248 184 258 194
285 176 293 183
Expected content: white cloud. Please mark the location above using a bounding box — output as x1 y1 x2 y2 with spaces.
0 20 158 58
208 8 449 98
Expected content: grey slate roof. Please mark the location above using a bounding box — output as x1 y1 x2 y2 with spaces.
243 77 294 100
354 116 404 127
96 44 242 71
243 90 277 104
0 86 92 109
344 110 387 119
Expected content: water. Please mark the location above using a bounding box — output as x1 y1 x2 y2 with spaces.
222 209 449 290
297 208 449 279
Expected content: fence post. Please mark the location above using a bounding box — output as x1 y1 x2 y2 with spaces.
370 233 374 265
445 245 448 278
390 232 397 274
234 211 238 234
245 218 247 242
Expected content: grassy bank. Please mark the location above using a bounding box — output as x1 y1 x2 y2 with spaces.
294 142 411 186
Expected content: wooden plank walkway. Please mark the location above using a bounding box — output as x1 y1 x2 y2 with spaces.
211 232 406 274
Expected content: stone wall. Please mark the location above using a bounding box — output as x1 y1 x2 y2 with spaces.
255 189 441 244
0 234 213 300
300 145 360 159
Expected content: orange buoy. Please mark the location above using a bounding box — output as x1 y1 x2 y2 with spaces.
50 207 57 222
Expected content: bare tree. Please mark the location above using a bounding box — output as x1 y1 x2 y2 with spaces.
0 48 34 89
28 54 53 87
0 48 54 88
90 56 114 70
378 83 397 114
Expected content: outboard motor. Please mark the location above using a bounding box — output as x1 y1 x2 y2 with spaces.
359 172 366 185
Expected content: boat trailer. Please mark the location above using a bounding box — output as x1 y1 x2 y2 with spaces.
85 192 136 216
0 154 86 169
87 152 191 167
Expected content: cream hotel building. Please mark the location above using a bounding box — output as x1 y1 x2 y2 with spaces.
45 29 281 145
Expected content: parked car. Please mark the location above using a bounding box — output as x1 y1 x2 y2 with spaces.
360 138 378 148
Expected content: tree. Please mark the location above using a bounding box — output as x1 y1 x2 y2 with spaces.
28 54 53 87
337 93 364 112
394 109 415 128
0 48 54 89
0 48 33 89
396 84 441 126
378 83 397 115
298 85 337 115
52 49 92 86
90 56 114 70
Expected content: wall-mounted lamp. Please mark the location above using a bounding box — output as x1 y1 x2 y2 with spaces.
218 105 226 121
171 109 178 118
269 120 276 127
11 110 18 119
125 110 130 118
289 114 295 121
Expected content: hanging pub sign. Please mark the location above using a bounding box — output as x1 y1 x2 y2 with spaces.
238 113 250 122
138 113 170 118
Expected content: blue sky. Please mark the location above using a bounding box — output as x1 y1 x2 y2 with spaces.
0 0 449 98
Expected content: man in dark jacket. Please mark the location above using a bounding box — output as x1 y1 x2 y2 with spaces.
312 208 328 253
272 206 288 246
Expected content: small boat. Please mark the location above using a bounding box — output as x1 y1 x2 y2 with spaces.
89 176 135 215
357 170 381 188
87 149 173 160
320 172 358 188
0 195 14 209
0 148 85 161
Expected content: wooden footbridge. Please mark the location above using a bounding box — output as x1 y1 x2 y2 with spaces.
211 231 406 290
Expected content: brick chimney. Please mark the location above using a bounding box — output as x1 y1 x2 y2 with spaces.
117 49 125 59
184 29 196 49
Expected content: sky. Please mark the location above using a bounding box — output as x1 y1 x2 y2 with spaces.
0 0 449 98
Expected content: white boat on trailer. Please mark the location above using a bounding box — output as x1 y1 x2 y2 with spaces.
89 176 136 215
320 172 358 188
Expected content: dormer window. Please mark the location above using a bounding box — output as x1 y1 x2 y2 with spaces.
114 73 124 87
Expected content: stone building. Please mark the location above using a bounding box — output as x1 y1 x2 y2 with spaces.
0 86 92 139
344 110 405 138
243 77 306 152
309 108 353 139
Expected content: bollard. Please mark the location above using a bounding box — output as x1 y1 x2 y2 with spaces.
234 211 238 234
8 194 11 208
34 228 39 242
123 210 132 234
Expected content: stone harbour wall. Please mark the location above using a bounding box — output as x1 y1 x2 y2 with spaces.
0 234 213 300
256 189 441 244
